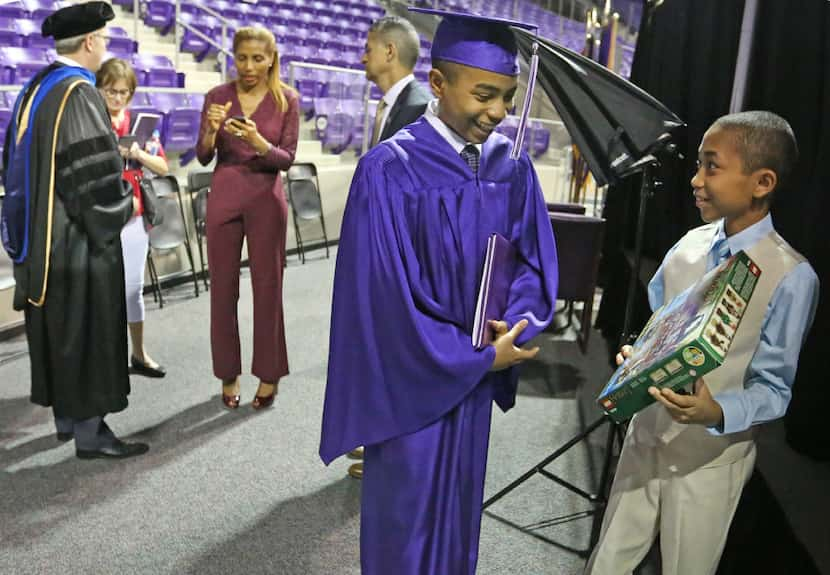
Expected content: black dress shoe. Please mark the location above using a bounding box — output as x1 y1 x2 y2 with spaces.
56 432 73 442
130 356 166 378
76 439 150 460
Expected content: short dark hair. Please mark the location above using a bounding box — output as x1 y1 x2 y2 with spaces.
431 59 457 83
712 111 799 194
369 16 421 70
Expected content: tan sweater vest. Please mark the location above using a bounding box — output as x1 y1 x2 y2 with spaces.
628 221 804 470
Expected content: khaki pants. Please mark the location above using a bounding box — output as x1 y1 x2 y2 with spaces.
585 437 756 575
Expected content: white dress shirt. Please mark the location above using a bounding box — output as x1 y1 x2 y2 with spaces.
423 98 482 155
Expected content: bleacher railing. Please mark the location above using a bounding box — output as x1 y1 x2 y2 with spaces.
174 1 234 79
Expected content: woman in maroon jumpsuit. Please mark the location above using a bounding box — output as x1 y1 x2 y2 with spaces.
197 26 299 409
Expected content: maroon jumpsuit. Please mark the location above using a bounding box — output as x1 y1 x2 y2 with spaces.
197 82 299 382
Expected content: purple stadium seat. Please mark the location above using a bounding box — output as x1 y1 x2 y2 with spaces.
0 46 48 85
23 0 61 21
320 112 353 153
349 121 364 154
344 78 368 101
495 115 519 142
272 23 288 39
178 1 203 16
347 99 375 154
325 75 350 100
0 18 23 47
177 13 219 58
292 66 324 97
291 67 326 119
106 27 138 55
528 121 550 158
150 92 189 112
128 101 162 121
131 53 179 88
296 12 316 28
163 107 201 153
203 28 235 60
0 3 28 20
144 0 174 32
291 44 316 65
274 8 302 28
130 91 153 107
188 92 205 112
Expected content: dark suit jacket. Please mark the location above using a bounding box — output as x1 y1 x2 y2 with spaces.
377 78 432 142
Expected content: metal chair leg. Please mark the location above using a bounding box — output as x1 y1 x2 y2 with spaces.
176 192 199 298
147 253 164 309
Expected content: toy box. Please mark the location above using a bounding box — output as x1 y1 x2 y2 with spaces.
597 251 761 423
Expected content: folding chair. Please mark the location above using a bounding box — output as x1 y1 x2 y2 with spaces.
285 162 329 264
187 168 212 291
144 175 200 308
549 212 606 353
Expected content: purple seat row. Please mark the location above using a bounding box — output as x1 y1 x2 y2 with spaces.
0 91 204 157
144 0 382 36
0 47 182 87
0 21 137 54
0 0 62 22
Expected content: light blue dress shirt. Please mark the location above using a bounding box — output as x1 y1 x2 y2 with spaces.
647 214 820 435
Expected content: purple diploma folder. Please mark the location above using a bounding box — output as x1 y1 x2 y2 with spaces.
472 233 518 349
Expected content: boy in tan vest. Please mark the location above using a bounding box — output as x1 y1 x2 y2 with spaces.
586 111 819 575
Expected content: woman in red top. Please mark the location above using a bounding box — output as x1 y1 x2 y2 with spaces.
197 27 299 409
97 58 169 378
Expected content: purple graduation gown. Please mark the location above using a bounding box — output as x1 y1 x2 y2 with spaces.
320 117 558 574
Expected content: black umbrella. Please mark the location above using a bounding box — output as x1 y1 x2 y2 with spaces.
514 28 684 186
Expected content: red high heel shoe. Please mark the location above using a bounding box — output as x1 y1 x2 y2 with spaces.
222 393 241 409
252 383 277 410
222 381 240 409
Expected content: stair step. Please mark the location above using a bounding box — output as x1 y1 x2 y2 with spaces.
297 140 322 156
295 151 344 167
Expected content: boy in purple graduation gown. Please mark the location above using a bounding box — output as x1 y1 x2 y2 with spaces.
320 9 558 574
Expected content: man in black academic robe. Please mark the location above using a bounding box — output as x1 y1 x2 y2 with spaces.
1 2 148 459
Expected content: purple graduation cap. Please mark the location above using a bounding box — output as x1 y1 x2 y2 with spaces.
408 7 541 159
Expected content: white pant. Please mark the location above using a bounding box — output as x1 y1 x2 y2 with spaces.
585 437 756 575
121 215 149 323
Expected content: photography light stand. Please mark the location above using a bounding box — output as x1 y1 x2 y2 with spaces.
483 157 664 556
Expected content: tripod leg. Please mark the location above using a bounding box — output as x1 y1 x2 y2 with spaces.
589 421 622 547
483 415 608 509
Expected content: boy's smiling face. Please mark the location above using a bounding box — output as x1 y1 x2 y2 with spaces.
691 126 776 236
430 62 517 144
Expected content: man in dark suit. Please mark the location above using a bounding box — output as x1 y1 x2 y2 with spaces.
362 16 432 148
346 15 431 479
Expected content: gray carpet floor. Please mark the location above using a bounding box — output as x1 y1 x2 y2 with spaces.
0 249 616 575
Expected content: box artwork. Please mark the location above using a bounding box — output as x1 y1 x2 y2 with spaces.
597 250 761 423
